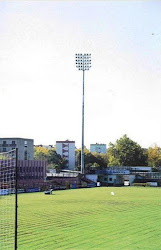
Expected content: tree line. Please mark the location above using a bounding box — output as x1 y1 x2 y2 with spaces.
34 135 161 172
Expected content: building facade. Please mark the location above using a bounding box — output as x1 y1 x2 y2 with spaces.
0 138 34 160
56 140 75 170
91 166 153 186
90 143 106 154
18 160 46 189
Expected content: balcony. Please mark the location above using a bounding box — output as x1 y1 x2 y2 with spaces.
1 144 8 147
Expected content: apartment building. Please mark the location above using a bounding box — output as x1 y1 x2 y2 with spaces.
56 140 75 170
0 138 34 160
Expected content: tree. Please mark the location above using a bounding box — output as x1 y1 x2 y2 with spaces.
75 148 108 172
34 146 49 160
92 152 108 168
34 147 67 172
148 144 161 170
107 135 148 166
75 148 81 171
47 149 67 172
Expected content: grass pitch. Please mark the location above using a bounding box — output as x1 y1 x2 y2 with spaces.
17 187 161 249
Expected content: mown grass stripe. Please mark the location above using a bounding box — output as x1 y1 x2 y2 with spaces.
12 187 161 249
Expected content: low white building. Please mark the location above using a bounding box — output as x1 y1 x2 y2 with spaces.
90 143 106 154
99 174 135 186
56 140 75 170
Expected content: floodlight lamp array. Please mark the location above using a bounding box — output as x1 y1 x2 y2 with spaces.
75 53 91 71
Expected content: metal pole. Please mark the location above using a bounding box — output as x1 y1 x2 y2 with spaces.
75 53 91 175
81 68 85 174
15 148 18 250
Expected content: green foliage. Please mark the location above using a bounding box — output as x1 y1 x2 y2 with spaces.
75 148 108 171
34 147 67 172
133 183 151 187
107 134 148 166
92 152 108 167
34 146 48 160
0 155 5 160
107 143 120 166
148 144 161 170
47 149 67 172
75 148 81 170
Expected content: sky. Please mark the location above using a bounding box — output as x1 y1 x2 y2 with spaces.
0 1 161 149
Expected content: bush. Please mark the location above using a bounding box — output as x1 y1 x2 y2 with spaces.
133 183 151 187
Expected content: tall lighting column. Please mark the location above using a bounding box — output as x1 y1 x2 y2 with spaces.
75 53 91 174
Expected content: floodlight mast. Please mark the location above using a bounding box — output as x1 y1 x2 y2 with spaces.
75 53 91 175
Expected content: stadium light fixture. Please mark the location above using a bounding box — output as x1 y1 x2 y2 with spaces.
75 53 92 175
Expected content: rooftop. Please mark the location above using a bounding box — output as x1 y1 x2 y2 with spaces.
0 138 34 141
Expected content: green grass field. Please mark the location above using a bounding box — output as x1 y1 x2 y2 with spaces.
15 187 161 249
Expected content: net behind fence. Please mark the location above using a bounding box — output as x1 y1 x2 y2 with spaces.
0 149 17 249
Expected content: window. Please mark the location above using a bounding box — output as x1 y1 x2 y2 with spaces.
109 178 113 181
3 148 6 152
104 178 107 181
3 141 6 145
12 141 16 145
